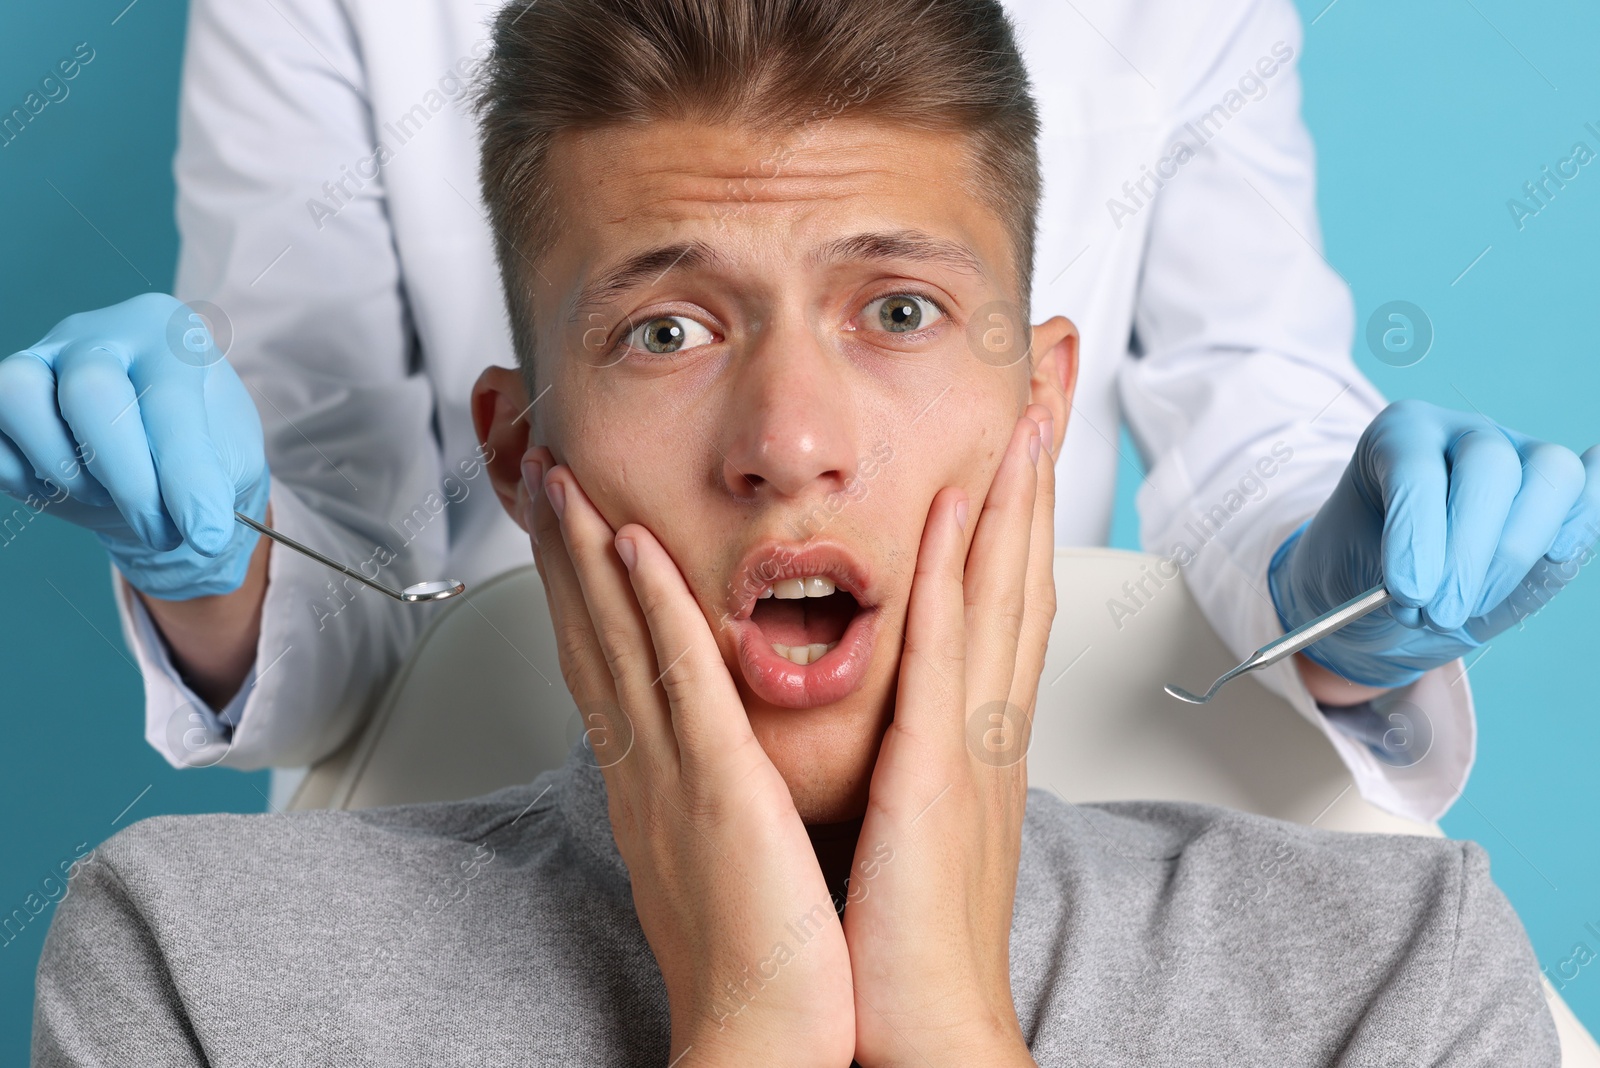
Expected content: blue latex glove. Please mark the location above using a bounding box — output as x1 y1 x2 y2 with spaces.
0 293 268 599
1269 399 1600 689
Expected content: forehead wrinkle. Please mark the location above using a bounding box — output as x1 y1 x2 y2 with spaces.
562 124 996 314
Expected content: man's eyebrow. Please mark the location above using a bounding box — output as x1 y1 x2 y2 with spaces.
572 230 985 311
803 229 986 278
573 242 727 312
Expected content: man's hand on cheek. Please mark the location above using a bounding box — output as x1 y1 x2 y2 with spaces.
842 406 1054 1068
525 449 855 1067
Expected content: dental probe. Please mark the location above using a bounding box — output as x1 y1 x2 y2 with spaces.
1164 583 1393 705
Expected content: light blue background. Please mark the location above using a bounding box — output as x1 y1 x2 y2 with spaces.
1 0 1596 1058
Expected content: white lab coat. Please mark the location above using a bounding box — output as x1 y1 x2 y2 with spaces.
114 0 1474 821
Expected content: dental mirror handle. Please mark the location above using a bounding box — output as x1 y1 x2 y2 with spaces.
234 510 418 603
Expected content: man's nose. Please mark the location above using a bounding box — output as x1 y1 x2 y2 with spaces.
717 318 860 501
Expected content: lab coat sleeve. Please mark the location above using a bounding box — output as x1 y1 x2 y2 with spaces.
113 0 454 770
1116 0 1474 823
113 559 254 768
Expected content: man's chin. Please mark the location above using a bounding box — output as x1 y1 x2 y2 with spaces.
747 703 886 824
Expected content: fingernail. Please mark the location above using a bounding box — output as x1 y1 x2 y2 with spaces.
954 498 969 530
615 535 637 571
545 471 567 519
522 456 544 497
1029 430 1042 464
1039 417 1054 457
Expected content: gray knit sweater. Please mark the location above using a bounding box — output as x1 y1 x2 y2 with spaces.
33 742 1558 1066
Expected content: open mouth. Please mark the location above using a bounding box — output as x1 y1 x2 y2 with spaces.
748 577 861 666
726 542 883 709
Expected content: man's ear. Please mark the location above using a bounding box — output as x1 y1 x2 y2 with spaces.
471 365 539 532
1028 316 1080 458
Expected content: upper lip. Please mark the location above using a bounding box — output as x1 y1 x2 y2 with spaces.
726 538 877 621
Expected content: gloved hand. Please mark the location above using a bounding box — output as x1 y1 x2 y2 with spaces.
0 293 269 599
1269 399 1600 689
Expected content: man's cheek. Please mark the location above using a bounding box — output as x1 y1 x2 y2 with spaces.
949 449 1006 516
566 449 649 532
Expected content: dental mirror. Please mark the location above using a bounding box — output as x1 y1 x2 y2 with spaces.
233 511 466 604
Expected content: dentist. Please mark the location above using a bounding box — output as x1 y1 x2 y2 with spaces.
1 0 1595 816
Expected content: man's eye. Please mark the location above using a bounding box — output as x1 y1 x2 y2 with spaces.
864 293 946 335
623 315 715 355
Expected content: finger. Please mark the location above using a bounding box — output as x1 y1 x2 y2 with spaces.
520 449 642 770
1008 405 1058 735
0 351 115 511
1430 425 1521 631
892 484 969 746
963 412 1042 734
0 426 59 504
52 340 182 550
613 520 759 775
524 445 561 554
544 462 678 766
1474 431 1585 615
1370 413 1448 627
125 341 238 557
1548 444 1600 563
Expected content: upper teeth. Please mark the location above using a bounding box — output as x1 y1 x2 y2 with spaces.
758 575 837 600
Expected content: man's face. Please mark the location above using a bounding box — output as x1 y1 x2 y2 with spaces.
488 117 1075 822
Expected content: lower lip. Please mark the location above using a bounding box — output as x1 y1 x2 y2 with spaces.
730 604 881 708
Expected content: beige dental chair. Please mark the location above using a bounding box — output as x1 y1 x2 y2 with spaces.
289 547 1599 1062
